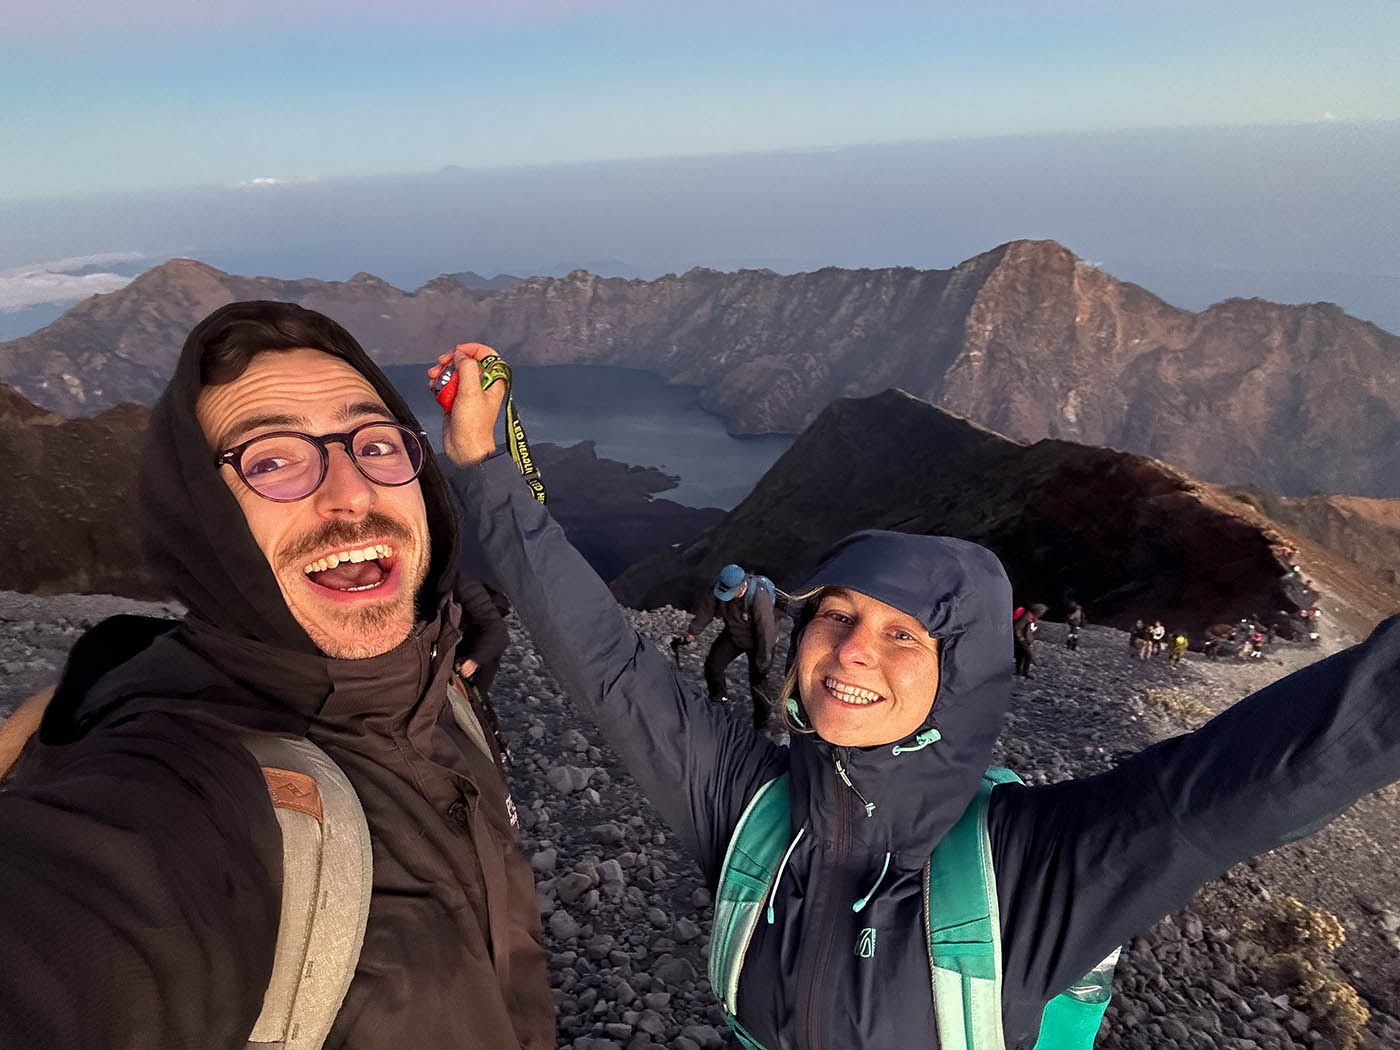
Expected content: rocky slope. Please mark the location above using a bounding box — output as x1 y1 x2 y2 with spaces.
2 592 1397 1050
1225 489 1400 587
612 390 1400 639
0 383 719 597
0 386 163 599
3 241 1397 496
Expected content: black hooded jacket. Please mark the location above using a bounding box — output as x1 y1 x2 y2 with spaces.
0 303 553 1050
458 450 1400 1049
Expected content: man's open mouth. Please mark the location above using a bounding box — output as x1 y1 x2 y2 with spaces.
302 543 397 592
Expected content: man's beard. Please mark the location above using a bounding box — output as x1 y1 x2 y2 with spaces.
278 509 431 660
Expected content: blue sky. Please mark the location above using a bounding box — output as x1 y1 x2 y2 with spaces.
4 0 1397 199
1 0 1396 337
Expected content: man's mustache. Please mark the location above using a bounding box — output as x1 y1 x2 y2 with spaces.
282 511 416 565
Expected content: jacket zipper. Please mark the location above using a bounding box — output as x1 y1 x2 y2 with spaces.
802 751 853 1050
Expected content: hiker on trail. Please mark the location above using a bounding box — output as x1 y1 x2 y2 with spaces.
1204 622 1237 660
1168 632 1189 668
455 576 510 698
1149 620 1166 656
678 563 780 730
436 336 1400 1050
1065 600 1085 651
1012 602 1046 677
0 304 553 1050
1131 619 1153 660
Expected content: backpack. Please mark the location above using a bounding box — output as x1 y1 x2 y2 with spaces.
708 768 1119 1050
743 574 783 615
1 676 498 1050
243 676 499 1049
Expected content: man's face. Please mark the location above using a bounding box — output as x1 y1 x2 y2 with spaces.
196 347 431 659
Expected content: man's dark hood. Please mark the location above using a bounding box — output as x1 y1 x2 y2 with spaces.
139 301 461 654
785 529 1014 857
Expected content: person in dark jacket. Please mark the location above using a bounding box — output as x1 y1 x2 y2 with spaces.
0 305 553 1050
681 563 780 729
455 576 510 696
439 340 1400 1050
1012 602 1046 677
1064 600 1085 651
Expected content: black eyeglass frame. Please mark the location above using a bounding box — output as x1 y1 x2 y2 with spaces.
215 421 431 503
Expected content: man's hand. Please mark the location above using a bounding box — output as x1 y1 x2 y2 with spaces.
429 342 507 468
459 658 479 679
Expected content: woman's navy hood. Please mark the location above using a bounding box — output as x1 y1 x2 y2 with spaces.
138 300 461 654
785 529 1014 856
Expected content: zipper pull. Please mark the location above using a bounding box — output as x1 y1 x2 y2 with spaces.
835 758 876 818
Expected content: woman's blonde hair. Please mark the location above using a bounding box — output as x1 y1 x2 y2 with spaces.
777 585 826 735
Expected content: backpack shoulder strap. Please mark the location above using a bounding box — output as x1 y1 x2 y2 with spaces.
446 678 499 767
925 767 1016 1050
926 766 1118 1050
708 774 794 1016
241 734 373 1050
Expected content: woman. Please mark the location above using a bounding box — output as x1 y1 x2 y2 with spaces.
436 345 1400 1050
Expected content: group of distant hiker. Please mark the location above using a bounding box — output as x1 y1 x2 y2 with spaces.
1 301 1398 1050
1127 619 1189 666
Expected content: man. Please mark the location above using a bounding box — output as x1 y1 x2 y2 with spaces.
681 563 779 729
1012 602 1047 677
456 575 510 696
1065 599 1085 651
0 302 553 1050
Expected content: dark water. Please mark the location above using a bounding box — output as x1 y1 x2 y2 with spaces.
385 364 793 509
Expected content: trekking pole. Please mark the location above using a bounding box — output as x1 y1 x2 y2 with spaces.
669 637 685 669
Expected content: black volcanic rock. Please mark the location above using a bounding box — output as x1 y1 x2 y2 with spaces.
610 390 1400 635
3 241 1397 497
0 390 162 599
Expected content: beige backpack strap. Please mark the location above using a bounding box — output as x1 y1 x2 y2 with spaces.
241 734 373 1050
445 678 497 765
0 686 54 784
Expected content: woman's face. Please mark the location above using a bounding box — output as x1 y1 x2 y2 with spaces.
796 587 941 748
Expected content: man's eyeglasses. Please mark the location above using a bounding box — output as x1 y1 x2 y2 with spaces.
216 421 429 502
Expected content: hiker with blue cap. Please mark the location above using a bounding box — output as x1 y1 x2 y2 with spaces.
446 343 1400 1050
674 562 781 730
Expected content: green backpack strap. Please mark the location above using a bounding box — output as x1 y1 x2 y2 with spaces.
707 774 796 1047
925 767 1016 1050
241 734 374 1050
926 766 1118 1050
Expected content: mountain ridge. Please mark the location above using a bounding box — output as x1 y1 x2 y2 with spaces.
3 240 1396 496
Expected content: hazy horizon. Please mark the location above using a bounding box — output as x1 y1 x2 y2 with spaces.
2 122 1397 338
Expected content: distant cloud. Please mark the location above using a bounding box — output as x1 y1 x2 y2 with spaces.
0 252 145 312
1323 111 1339 121
237 176 318 188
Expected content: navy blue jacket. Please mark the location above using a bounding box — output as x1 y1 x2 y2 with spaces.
458 451 1400 1050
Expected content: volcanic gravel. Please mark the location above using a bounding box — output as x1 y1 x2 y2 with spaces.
2 592 1398 1050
